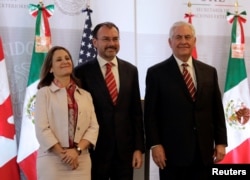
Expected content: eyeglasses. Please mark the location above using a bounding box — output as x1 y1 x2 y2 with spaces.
173 35 194 41
97 37 120 43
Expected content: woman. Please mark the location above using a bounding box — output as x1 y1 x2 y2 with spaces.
34 46 99 180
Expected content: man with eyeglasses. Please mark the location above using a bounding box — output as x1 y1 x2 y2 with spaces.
144 21 227 180
74 22 145 180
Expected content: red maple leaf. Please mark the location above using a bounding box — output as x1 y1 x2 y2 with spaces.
0 95 15 139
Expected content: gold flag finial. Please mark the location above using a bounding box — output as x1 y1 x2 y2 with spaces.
86 0 90 8
187 1 192 14
234 0 238 14
39 0 43 6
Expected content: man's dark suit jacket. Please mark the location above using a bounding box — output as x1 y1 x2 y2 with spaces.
74 57 145 163
144 55 227 166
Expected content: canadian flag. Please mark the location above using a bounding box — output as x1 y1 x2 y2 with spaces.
0 37 20 179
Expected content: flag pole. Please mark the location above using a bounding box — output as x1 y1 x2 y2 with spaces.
187 0 192 14
185 1 194 25
184 0 197 59
86 0 90 8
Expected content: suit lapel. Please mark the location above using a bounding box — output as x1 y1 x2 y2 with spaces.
90 60 106 87
89 60 114 104
116 58 126 105
193 60 204 101
168 57 194 101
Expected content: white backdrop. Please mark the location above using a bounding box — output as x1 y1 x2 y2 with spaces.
1 0 250 180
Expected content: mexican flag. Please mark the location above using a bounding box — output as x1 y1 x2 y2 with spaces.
0 37 20 180
17 3 54 179
220 11 250 163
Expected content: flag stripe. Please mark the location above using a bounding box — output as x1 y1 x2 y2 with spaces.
224 58 247 92
220 138 250 163
27 47 47 86
18 152 37 180
0 158 20 180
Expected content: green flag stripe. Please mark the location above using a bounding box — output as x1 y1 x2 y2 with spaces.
231 18 237 43
27 46 46 86
224 15 247 92
224 56 247 92
35 10 42 36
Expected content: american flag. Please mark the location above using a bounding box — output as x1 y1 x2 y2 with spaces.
78 8 96 64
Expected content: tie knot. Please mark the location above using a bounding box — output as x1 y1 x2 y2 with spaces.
106 63 113 70
182 63 189 72
182 63 188 68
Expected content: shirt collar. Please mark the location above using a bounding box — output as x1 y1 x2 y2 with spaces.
174 55 193 68
97 55 118 68
49 81 81 94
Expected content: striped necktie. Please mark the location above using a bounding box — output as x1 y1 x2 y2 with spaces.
182 63 196 101
105 63 118 105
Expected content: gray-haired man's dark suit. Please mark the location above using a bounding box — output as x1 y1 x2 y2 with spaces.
144 55 227 179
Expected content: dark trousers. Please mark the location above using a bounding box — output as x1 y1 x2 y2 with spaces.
91 149 133 180
159 137 212 180
159 165 211 180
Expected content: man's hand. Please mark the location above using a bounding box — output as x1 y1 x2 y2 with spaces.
132 150 143 169
152 145 166 169
213 144 226 163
